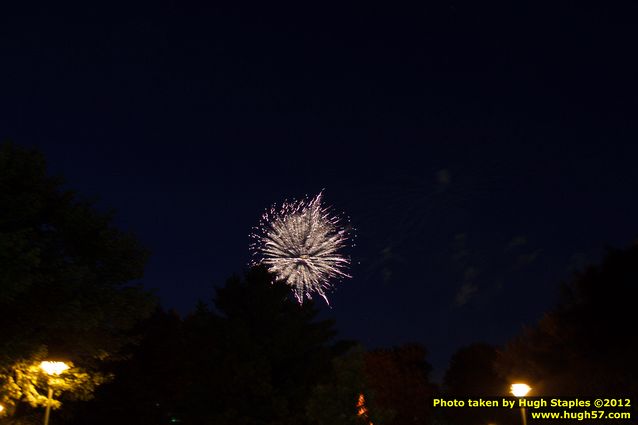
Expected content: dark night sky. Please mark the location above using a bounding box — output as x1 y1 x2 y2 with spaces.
2 2 637 379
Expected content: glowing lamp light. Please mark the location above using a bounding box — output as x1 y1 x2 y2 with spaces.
40 361 70 376
510 383 531 397
0 403 4 412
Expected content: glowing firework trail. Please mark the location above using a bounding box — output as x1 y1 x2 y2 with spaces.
250 192 352 304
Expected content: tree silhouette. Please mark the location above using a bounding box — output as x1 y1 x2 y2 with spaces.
68 266 344 425
444 343 506 396
199 266 339 425
442 343 515 425
0 142 155 419
306 346 392 425
496 243 638 397
364 344 437 425
64 308 187 425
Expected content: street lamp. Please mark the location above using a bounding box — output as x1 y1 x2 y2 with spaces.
510 383 531 425
40 361 70 425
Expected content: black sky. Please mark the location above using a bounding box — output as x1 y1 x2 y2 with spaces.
2 1 637 379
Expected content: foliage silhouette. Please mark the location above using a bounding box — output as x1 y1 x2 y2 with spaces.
0 142 155 420
442 343 515 425
68 266 345 425
497 243 638 397
306 346 392 425
364 343 437 425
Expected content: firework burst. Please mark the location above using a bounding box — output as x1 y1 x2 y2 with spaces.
250 192 352 304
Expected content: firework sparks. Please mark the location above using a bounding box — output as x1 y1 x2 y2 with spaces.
250 192 352 304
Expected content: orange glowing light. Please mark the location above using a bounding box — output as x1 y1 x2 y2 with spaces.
357 393 374 425
357 393 367 416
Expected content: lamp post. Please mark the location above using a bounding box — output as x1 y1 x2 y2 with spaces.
510 383 531 425
40 361 69 425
